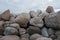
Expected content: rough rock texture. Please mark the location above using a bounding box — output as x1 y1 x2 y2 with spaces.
38 11 49 19
45 13 59 29
30 34 42 40
29 10 42 18
48 28 55 35
1 35 20 40
10 14 17 22
48 28 56 39
55 30 60 36
4 27 18 35
30 17 44 28
46 6 54 13
15 13 30 26
1 9 10 21
0 6 60 40
0 21 4 35
27 26 41 35
10 23 20 30
55 35 60 40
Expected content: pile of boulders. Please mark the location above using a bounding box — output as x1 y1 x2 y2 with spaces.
0 6 60 40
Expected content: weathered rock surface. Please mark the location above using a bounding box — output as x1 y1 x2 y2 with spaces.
21 33 29 38
45 13 59 29
30 17 44 28
46 6 54 13
15 13 30 26
38 11 49 19
30 34 42 40
10 23 20 30
0 21 4 35
29 10 42 18
55 30 60 36
4 27 18 35
27 26 41 35
1 35 20 40
1 9 10 21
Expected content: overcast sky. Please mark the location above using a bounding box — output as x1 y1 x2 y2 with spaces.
0 0 60 13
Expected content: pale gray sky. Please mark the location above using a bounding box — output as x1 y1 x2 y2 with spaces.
0 0 60 13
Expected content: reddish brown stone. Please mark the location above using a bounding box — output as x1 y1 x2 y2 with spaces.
1 9 10 20
15 13 30 25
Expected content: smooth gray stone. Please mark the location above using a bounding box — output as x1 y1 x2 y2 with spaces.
41 27 49 37
27 26 41 35
21 33 29 38
48 28 55 35
4 27 18 35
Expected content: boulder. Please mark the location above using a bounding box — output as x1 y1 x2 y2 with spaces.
4 27 18 35
30 33 42 40
30 17 44 28
0 21 4 35
36 37 52 40
19 28 26 35
29 10 41 18
1 35 20 40
55 30 60 36
41 27 49 37
10 14 17 22
48 28 55 35
10 23 20 30
55 35 60 40
3 21 11 28
47 28 56 39
1 9 10 20
21 33 29 38
15 13 30 26
46 6 54 13
45 13 59 29
21 33 29 40
38 11 49 19
27 26 41 35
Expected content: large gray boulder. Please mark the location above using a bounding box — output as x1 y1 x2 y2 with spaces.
4 27 18 35
30 17 44 28
45 13 59 29
27 26 41 35
15 13 30 27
